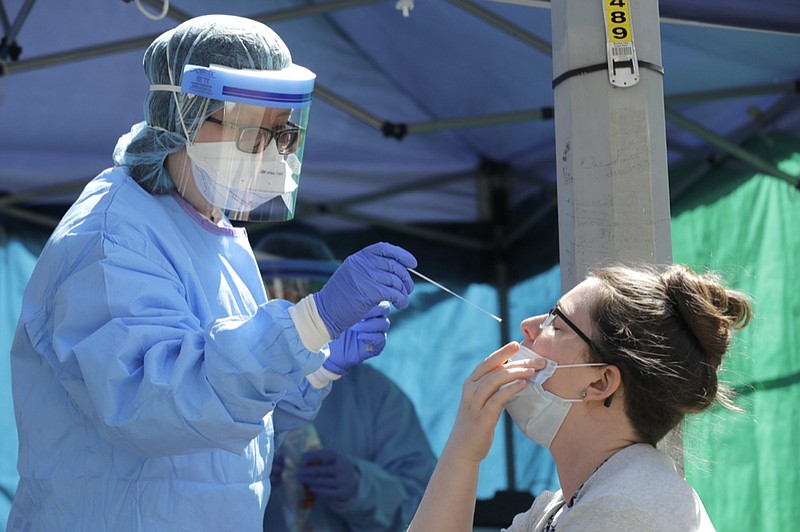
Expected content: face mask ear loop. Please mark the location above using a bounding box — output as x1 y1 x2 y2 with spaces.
558 362 608 368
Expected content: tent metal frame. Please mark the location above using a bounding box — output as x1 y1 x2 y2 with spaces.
1 0 798 247
0 0 35 61
490 0 800 36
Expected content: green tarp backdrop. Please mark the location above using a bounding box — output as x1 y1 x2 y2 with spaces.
673 133 800 531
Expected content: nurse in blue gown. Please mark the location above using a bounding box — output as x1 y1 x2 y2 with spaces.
7 15 416 532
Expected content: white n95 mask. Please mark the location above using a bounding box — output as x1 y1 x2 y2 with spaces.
504 344 605 448
186 139 297 213
156 62 315 222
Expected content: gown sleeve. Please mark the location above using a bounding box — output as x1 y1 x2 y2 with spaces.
26 230 326 457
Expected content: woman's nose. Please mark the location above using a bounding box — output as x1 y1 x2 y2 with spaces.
520 314 545 341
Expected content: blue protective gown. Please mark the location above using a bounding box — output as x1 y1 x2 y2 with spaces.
7 167 329 531
263 364 436 531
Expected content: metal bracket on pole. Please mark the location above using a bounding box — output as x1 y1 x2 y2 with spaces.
602 0 639 87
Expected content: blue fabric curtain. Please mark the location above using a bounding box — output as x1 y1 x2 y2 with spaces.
0 231 44 530
0 225 563 524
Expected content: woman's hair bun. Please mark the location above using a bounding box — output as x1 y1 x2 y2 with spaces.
659 265 752 369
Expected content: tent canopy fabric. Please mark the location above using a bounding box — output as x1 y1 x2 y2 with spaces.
1 0 800 242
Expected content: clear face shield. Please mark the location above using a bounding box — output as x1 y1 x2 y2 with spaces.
168 64 315 222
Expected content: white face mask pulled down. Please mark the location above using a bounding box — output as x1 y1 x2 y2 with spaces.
186 139 299 213
504 344 605 449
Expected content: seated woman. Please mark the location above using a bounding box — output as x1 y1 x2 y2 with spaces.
408 264 751 531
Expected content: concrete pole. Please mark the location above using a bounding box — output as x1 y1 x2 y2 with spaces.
551 0 671 290
550 0 681 471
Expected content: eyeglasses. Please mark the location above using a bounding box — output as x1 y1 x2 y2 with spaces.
540 304 596 351
206 117 304 154
541 304 614 407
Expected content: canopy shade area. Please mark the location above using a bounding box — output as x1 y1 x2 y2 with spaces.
1 1 800 531
1 0 799 245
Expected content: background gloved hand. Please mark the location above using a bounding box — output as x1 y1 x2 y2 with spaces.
314 242 416 338
297 449 360 503
323 302 390 376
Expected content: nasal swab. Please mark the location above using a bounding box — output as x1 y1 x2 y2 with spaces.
408 268 502 322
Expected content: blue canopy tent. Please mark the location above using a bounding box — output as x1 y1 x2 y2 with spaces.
1 1 799 530
2 0 799 234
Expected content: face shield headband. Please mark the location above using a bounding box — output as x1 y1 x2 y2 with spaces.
150 63 316 222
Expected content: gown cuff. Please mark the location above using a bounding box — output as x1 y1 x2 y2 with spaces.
306 366 341 389
289 294 332 353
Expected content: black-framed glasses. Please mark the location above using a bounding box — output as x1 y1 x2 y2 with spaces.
540 304 596 351
541 304 614 407
206 116 303 154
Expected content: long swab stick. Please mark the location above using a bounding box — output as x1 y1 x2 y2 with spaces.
408 268 502 322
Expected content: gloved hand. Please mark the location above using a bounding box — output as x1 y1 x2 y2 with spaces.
323 302 390 376
269 453 285 486
314 242 416 338
296 449 360 503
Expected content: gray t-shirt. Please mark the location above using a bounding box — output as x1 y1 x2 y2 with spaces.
504 443 716 531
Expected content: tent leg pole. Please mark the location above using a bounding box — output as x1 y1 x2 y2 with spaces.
496 257 516 491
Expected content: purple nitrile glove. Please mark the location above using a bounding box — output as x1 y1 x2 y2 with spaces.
296 449 359 503
323 302 390 376
314 242 416 339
